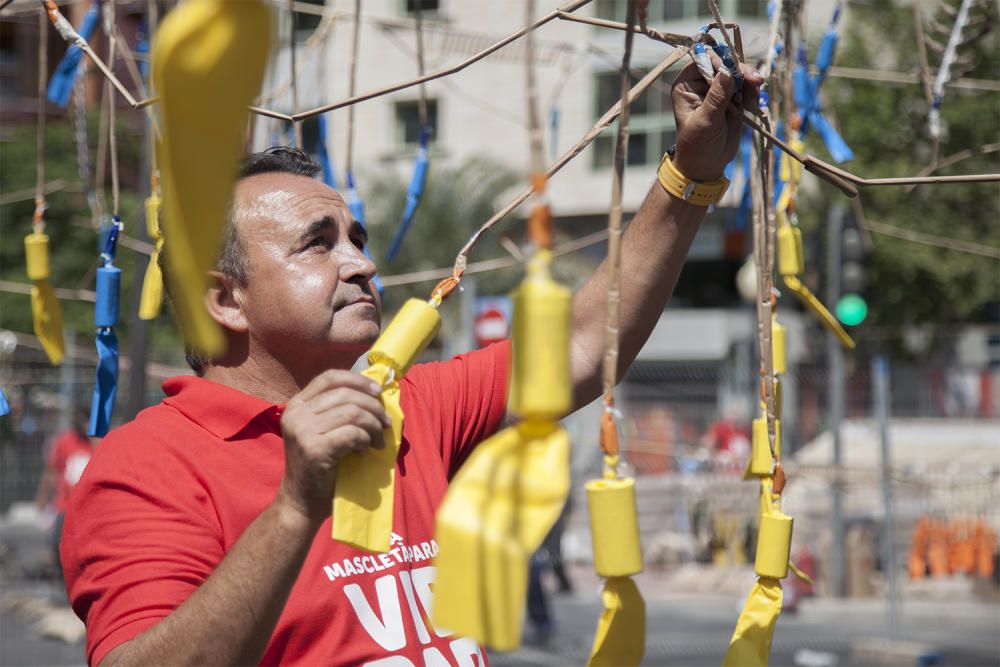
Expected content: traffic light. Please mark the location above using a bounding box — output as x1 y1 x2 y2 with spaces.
835 221 869 326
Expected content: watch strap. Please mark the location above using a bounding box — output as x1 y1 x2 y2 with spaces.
657 153 730 206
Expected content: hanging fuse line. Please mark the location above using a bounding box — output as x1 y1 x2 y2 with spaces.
432 2 573 649
288 0 302 147
385 0 431 262
449 47 688 286
928 0 974 153
290 0 592 121
46 0 99 108
344 0 363 228
39 0 143 109
585 3 646 665
340 0 383 292
723 7 792 662
26 6 65 367
86 0 125 437
89 217 123 437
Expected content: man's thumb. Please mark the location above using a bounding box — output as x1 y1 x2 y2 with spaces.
702 70 734 115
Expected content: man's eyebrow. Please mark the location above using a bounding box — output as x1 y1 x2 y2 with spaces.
296 216 336 245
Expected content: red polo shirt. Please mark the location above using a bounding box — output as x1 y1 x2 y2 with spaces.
46 430 95 514
62 342 510 667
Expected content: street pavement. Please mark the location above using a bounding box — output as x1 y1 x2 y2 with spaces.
491 591 1000 667
2 586 997 666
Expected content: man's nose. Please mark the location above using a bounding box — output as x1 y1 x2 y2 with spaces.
339 242 378 284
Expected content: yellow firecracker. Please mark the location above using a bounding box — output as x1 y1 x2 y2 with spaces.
333 298 441 553
152 0 272 355
434 243 572 650
25 228 64 365
139 193 164 320
583 405 645 667
777 212 855 349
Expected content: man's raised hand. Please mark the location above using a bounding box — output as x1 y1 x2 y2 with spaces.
278 370 390 524
671 58 764 183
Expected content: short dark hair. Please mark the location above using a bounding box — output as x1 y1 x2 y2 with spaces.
160 147 324 375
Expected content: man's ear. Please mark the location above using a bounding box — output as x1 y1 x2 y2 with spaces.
205 270 249 334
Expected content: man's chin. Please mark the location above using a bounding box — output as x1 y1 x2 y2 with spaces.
334 320 382 351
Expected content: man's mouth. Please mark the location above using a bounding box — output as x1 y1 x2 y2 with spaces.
340 295 377 309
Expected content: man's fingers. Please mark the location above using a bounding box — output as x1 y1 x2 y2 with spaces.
324 422 385 456
296 368 382 403
310 403 389 439
739 63 764 111
308 389 391 428
672 61 711 92
701 69 735 116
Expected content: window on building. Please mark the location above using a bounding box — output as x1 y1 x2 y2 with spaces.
395 99 438 146
593 70 674 169
0 22 18 103
404 0 440 14
281 116 322 153
294 0 325 36
736 0 767 18
596 0 766 22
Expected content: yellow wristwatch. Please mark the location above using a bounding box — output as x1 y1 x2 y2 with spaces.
657 153 730 206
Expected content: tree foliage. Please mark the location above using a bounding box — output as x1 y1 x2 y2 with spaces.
796 0 1000 348
363 155 524 308
0 116 192 363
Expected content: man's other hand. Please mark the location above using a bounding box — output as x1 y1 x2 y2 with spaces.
278 370 390 523
671 58 764 183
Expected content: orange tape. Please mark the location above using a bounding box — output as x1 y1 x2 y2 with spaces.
528 173 552 250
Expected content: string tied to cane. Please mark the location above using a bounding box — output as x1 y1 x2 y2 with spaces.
46 0 100 108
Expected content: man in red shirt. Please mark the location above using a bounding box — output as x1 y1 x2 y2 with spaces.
35 410 95 574
62 62 762 665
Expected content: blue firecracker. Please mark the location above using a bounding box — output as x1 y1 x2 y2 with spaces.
386 126 431 262
89 217 122 437
345 170 383 294
794 3 853 163
46 2 101 108
316 115 338 190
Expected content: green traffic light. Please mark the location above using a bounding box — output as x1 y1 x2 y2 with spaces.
836 294 868 326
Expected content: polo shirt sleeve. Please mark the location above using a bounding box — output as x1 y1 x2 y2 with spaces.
404 340 511 477
61 418 225 666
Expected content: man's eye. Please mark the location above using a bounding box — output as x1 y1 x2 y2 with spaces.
306 237 331 250
352 236 367 250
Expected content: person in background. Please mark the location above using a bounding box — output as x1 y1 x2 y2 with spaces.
35 409 96 576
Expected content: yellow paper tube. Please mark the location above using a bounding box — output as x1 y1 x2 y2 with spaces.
783 275 856 349
331 363 403 553
508 250 571 421
773 377 783 419
153 0 272 356
31 281 65 365
433 422 570 650
722 577 783 667
745 415 781 479
779 137 804 184
139 240 164 320
367 298 441 376
145 193 161 239
772 317 786 376
755 511 794 579
777 224 804 277
25 233 51 282
586 477 643 578
586 576 645 667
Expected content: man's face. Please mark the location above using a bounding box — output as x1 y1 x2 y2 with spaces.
231 172 381 369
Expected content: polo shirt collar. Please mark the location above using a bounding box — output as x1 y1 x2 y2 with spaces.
162 376 284 440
